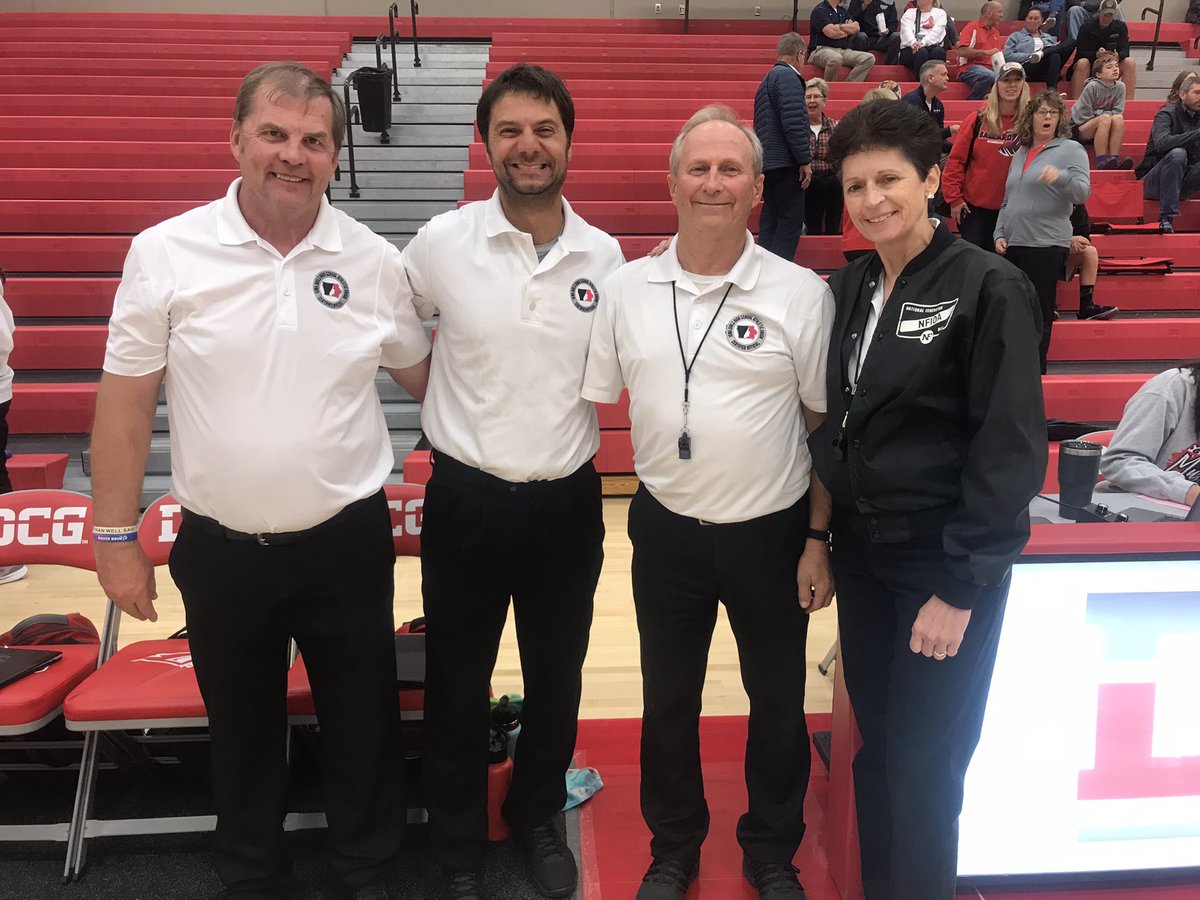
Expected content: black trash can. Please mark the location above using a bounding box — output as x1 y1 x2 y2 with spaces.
351 66 393 133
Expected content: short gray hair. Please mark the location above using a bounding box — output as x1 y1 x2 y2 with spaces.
669 105 764 178
806 77 830 99
1182 74 1200 96
234 61 346 151
980 0 1001 14
776 32 807 58
919 58 947 81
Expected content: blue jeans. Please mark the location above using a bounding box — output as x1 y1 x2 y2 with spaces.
1142 147 1200 219
958 64 995 100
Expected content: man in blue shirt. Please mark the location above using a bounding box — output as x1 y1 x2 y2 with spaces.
809 0 877 81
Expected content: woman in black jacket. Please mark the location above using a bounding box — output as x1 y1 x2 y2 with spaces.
808 100 1047 900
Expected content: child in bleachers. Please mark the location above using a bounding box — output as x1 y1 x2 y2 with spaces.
1065 204 1118 319
1071 50 1132 169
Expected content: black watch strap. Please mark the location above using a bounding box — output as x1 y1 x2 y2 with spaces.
806 527 831 544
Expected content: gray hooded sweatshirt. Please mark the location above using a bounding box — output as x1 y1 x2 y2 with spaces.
1101 368 1200 504
994 138 1091 247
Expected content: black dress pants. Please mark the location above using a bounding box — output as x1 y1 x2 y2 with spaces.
1022 39 1075 90
169 490 403 899
628 486 812 865
1005 244 1067 374
420 451 603 871
831 525 1009 900
804 171 844 236
759 166 806 263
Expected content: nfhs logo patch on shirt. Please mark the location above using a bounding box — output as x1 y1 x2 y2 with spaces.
726 314 766 351
570 278 599 313
313 271 350 309
896 298 958 345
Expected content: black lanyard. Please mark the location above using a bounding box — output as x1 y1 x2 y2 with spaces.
671 280 734 460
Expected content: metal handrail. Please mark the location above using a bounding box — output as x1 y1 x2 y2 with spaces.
793 0 800 33
342 80 362 199
389 1 421 71
1141 0 1166 72
410 0 423 69
386 3 403 98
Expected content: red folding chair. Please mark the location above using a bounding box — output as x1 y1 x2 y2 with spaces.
60 493 211 879
0 490 100 845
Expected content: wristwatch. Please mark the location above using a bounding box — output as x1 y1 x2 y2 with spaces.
806 528 832 544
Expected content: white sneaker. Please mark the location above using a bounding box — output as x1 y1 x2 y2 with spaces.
0 565 29 585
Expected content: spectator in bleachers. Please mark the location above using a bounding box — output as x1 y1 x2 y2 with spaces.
754 32 813 261
1065 204 1119 319
815 97 1046 900
878 78 903 98
805 78 843 234
404 64 623 900
1065 0 1124 40
1071 50 1132 169
899 0 948 79
1168 69 1199 102
810 0 877 81
1137 73 1200 233
0 267 26 585
955 1 1006 101
1004 8 1075 93
1102 365 1200 504
902 59 957 152
90 62 431 900
584 104 834 900
1070 0 1136 99
995 89 1092 372
942 62 1030 249
848 0 903 64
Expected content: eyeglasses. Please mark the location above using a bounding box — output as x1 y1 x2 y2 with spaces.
1034 108 1060 117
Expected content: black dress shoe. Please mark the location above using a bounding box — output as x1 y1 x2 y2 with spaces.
742 856 807 899
635 857 699 899
436 869 485 900
515 818 578 898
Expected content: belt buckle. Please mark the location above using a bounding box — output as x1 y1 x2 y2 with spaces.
255 533 270 546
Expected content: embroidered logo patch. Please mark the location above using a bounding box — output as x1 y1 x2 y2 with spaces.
725 314 766 351
896 298 958 345
313 271 350 309
570 278 599 313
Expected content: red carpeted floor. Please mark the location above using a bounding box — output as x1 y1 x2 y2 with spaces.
572 715 1200 900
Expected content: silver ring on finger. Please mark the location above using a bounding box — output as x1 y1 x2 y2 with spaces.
933 650 948 660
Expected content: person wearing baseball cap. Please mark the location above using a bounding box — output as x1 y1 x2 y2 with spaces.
1071 0 1136 99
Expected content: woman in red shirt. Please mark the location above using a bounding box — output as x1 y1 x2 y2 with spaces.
941 61 1029 250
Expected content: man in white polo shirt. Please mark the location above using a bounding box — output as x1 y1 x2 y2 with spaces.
90 63 431 900
401 64 623 900
583 106 834 900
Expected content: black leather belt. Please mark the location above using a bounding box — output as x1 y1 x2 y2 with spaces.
181 491 382 547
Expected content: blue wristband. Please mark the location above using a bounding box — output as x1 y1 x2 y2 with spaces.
92 531 139 543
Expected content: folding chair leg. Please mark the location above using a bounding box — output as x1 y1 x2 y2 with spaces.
63 729 100 882
818 641 837 676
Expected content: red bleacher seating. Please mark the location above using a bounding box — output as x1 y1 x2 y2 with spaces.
7 453 70 490
7 326 107 370
0 170 232 202
3 278 119 317
0 58 337 78
0 142 236 169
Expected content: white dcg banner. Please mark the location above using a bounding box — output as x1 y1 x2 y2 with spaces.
958 558 1200 878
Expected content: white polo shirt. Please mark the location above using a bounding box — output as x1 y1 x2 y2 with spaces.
103 178 431 534
583 233 833 524
404 190 624 483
